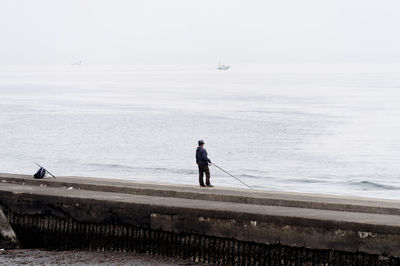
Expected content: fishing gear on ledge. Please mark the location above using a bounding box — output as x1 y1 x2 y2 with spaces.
211 163 253 189
34 163 56 179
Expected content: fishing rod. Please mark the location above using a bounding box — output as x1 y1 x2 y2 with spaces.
211 163 253 189
34 162 56 178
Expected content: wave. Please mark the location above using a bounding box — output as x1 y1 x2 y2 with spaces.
87 163 136 170
286 178 327 184
86 163 197 175
238 174 279 180
237 174 327 184
348 180 400 191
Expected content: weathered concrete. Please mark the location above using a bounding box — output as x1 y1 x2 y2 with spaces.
1 173 400 215
0 208 18 248
0 173 399 265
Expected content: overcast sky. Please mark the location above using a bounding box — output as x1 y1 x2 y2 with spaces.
1 0 400 64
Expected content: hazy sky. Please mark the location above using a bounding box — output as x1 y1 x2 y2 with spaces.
1 0 400 64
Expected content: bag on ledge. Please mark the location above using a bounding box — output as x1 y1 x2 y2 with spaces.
34 167 46 179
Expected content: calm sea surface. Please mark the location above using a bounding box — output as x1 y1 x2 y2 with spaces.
1 64 400 199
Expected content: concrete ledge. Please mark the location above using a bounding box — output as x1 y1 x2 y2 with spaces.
1 173 400 215
0 182 400 257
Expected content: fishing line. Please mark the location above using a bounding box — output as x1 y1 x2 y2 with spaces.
211 163 254 189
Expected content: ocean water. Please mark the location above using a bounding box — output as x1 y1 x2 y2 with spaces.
1 64 400 199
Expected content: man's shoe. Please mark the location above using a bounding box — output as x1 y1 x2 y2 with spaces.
206 184 214 187
200 184 206 187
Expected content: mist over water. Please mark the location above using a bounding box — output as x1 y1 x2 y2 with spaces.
1 64 400 199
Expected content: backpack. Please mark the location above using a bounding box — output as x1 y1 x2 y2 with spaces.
34 167 46 179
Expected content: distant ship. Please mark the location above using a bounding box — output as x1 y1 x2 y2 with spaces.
217 62 230 70
71 61 82 66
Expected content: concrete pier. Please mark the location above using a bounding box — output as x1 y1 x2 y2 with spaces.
0 173 399 265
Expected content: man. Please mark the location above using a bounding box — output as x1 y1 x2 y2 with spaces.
196 139 213 187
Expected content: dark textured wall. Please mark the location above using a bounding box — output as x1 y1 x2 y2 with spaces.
6 210 399 266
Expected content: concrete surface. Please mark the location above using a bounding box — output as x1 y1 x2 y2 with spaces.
0 208 17 248
1 173 400 215
0 173 399 264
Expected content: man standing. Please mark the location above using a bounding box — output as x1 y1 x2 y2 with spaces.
196 139 213 187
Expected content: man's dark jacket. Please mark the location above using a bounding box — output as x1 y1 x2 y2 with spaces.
196 146 211 165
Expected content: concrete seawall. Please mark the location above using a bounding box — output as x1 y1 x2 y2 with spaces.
0 173 399 265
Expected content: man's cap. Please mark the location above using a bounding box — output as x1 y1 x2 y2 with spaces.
198 139 205 145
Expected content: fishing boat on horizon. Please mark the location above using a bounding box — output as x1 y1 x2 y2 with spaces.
71 60 82 66
217 62 230 70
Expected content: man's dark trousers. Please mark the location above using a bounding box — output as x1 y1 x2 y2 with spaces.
198 164 211 186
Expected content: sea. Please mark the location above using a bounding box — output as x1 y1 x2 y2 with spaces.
1 63 400 200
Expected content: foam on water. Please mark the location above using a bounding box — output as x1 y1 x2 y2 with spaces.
1 64 400 199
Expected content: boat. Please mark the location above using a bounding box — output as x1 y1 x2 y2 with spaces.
217 62 230 70
71 60 82 66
